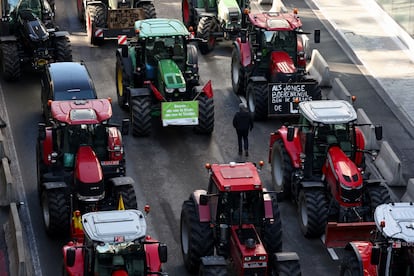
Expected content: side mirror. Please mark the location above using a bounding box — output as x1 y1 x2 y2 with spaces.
38 122 46 141
200 194 208 206
158 243 168 263
287 126 295 141
370 246 381 265
375 125 382 140
314 30 320 43
65 247 76 267
121 119 130 136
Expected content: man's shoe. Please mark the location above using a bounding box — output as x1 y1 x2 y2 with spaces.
245 151 249 157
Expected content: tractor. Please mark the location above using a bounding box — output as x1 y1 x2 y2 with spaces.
36 98 138 238
180 161 301 275
269 100 391 246
181 0 250 54
63 209 168 276
116 18 215 136
341 202 414 276
0 0 72 81
231 11 321 119
77 0 156 46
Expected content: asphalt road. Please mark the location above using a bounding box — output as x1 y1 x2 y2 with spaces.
2 0 414 275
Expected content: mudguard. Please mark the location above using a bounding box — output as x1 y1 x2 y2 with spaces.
109 176 135 187
191 189 211 222
0 36 18 42
41 128 54 166
107 127 123 161
354 127 365 166
144 237 163 272
62 244 84 275
345 241 376 275
53 31 70 37
128 87 151 97
233 37 252 67
43 181 67 190
262 188 274 219
268 126 303 168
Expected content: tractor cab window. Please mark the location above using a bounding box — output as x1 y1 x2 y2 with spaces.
263 30 296 57
332 123 352 155
230 191 262 225
17 0 42 18
5 0 19 15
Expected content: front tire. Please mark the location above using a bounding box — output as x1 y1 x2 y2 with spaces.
271 139 293 201
139 3 156 18
41 189 69 238
197 17 216 55
131 96 152 136
340 251 363 276
272 257 301 276
115 56 129 109
246 82 268 120
262 196 283 253
365 185 391 219
115 184 138 209
298 189 328 238
54 36 72 62
231 47 245 95
180 199 214 273
194 94 214 134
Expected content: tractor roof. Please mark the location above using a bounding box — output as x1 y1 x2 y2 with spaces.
299 100 357 125
82 210 147 243
134 18 189 38
374 203 414 243
248 12 302 31
50 99 112 125
211 162 262 192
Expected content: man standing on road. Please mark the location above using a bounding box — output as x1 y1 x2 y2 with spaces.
233 103 254 156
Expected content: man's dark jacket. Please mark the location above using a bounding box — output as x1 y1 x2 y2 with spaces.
233 110 253 133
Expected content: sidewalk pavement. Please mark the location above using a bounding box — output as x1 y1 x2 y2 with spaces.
307 0 414 134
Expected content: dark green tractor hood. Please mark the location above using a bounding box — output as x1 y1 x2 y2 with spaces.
158 59 185 89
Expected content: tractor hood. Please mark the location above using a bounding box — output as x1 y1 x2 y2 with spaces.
326 146 362 189
158 59 186 89
269 51 297 82
21 13 49 42
217 0 242 29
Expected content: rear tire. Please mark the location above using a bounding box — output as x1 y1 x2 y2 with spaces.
271 139 293 201
231 47 246 95
131 96 152 136
194 94 214 134
298 189 328 238
115 184 138 209
1 43 21 81
340 251 363 276
197 17 216 55
180 199 214 273
139 3 156 18
246 82 268 120
262 196 283 253
86 5 105 46
41 189 69 238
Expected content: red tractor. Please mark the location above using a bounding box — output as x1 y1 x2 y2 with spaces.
231 11 321 119
341 202 414 276
180 161 301 275
36 98 137 238
269 100 391 246
63 209 168 275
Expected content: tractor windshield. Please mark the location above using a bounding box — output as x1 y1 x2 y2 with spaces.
263 30 297 57
5 0 19 15
218 191 264 225
94 242 146 276
145 36 185 62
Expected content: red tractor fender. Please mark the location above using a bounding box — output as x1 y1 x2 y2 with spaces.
107 126 124 161
355 127 366 166
233 38 252 67
345 241 377 276
296 36 306 70
262 188 275 219
62 242 84 275
42 127 54 166
191 190 211 222
269 126 303 168
144 237 163 272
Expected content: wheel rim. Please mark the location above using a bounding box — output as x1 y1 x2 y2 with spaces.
247 87 256 113
41 192 50 229
300 195 308 227
116 65 123 97
181 216 189 255
272 148 283 189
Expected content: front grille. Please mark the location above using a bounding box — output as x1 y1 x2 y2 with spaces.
341 185 362 203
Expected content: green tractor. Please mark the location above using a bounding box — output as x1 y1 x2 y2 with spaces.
115 18 215 136
182 0 250 54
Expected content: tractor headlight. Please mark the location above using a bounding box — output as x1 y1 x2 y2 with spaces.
178 87 186 93
165 88 174 93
